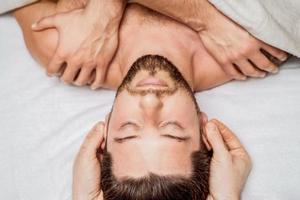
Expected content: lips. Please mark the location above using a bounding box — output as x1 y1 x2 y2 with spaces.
136 77 168 87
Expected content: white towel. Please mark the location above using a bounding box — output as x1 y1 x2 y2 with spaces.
209 0 300 57
0 0 38 14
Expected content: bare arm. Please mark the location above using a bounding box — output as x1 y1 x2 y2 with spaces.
128 0 216 32
130 0 288 80
13 1 59 67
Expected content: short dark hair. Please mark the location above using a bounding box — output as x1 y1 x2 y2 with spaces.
99 150 211 200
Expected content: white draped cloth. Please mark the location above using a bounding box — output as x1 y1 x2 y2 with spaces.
0 0 38 14
209 0 300 57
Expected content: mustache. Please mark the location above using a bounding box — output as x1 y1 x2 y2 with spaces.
125 85 178 97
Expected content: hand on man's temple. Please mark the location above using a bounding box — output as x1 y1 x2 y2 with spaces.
32 0 125 89
72 120 251 200
72 122 105 200
205 120 252 200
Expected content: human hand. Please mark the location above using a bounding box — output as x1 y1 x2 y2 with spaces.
198 4 288 80
32 0 125 89
204 120 252 200
72 122 105 200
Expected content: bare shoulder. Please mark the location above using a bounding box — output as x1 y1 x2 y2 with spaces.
192 43 232 91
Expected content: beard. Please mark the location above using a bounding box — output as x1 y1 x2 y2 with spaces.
115 54 200 112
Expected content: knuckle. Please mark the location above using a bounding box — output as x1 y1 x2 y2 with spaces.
231 52 243 61
260 58 272 68
84 58 96 66
61 76 72 84
56 50 67 60
241 43 255 56
74 81 84 86
47 66 56 74
219 57 230 65
245 68 258 76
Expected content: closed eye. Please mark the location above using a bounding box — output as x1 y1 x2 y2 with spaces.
114 136 138 143
162 134 190 142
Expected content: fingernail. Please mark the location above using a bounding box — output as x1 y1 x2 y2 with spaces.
280 55 288 62
271 68 279 74
91 85 97 90
259 73 266 77
239 76 247 81
73 81 81 86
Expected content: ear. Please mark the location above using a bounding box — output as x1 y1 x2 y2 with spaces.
199 111 208 126
198 112 211 150
101 113 111 151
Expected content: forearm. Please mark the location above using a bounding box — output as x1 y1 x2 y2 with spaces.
13 0 126 68
129 0 216 31
13 1 58 66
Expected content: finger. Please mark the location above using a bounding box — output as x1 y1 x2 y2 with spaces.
261 43 288 62
60 62 81 84
202 134 212 151
235 60 266 78
47 53 65 76
91 67 106 90
74 66 95 86
211 119 244 151
78 122 105 158
250 52 278 74
88 69 96 85
56 62 67 77
31 15 57 31
205 122 229 158
223 64 247 81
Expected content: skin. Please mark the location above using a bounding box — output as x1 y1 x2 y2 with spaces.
73 120 251 200
31 0 126 89
14 2 231 92
130 0 288 80
13 1 251 199
105 68 203 178
26 0 288 85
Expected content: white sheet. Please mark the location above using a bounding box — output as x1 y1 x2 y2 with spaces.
1 14 300 200
0 0 39 14
209 0 300 57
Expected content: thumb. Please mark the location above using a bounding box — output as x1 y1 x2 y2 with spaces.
211 119 244 151
78 122 105 158
205 121 229 158
31 15 57 31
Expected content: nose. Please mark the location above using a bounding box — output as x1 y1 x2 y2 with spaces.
139 93 163 119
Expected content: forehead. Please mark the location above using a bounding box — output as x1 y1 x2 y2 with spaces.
113 135 196 176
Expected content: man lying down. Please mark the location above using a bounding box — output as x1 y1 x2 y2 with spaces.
12 0 288 199
71 55 252 200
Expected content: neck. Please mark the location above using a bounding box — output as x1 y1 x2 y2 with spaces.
104 5 199 91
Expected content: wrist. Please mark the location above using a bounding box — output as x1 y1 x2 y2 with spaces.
185 0 219 32
86 0 125 20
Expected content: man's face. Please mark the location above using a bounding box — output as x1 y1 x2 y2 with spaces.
105 56 203 179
